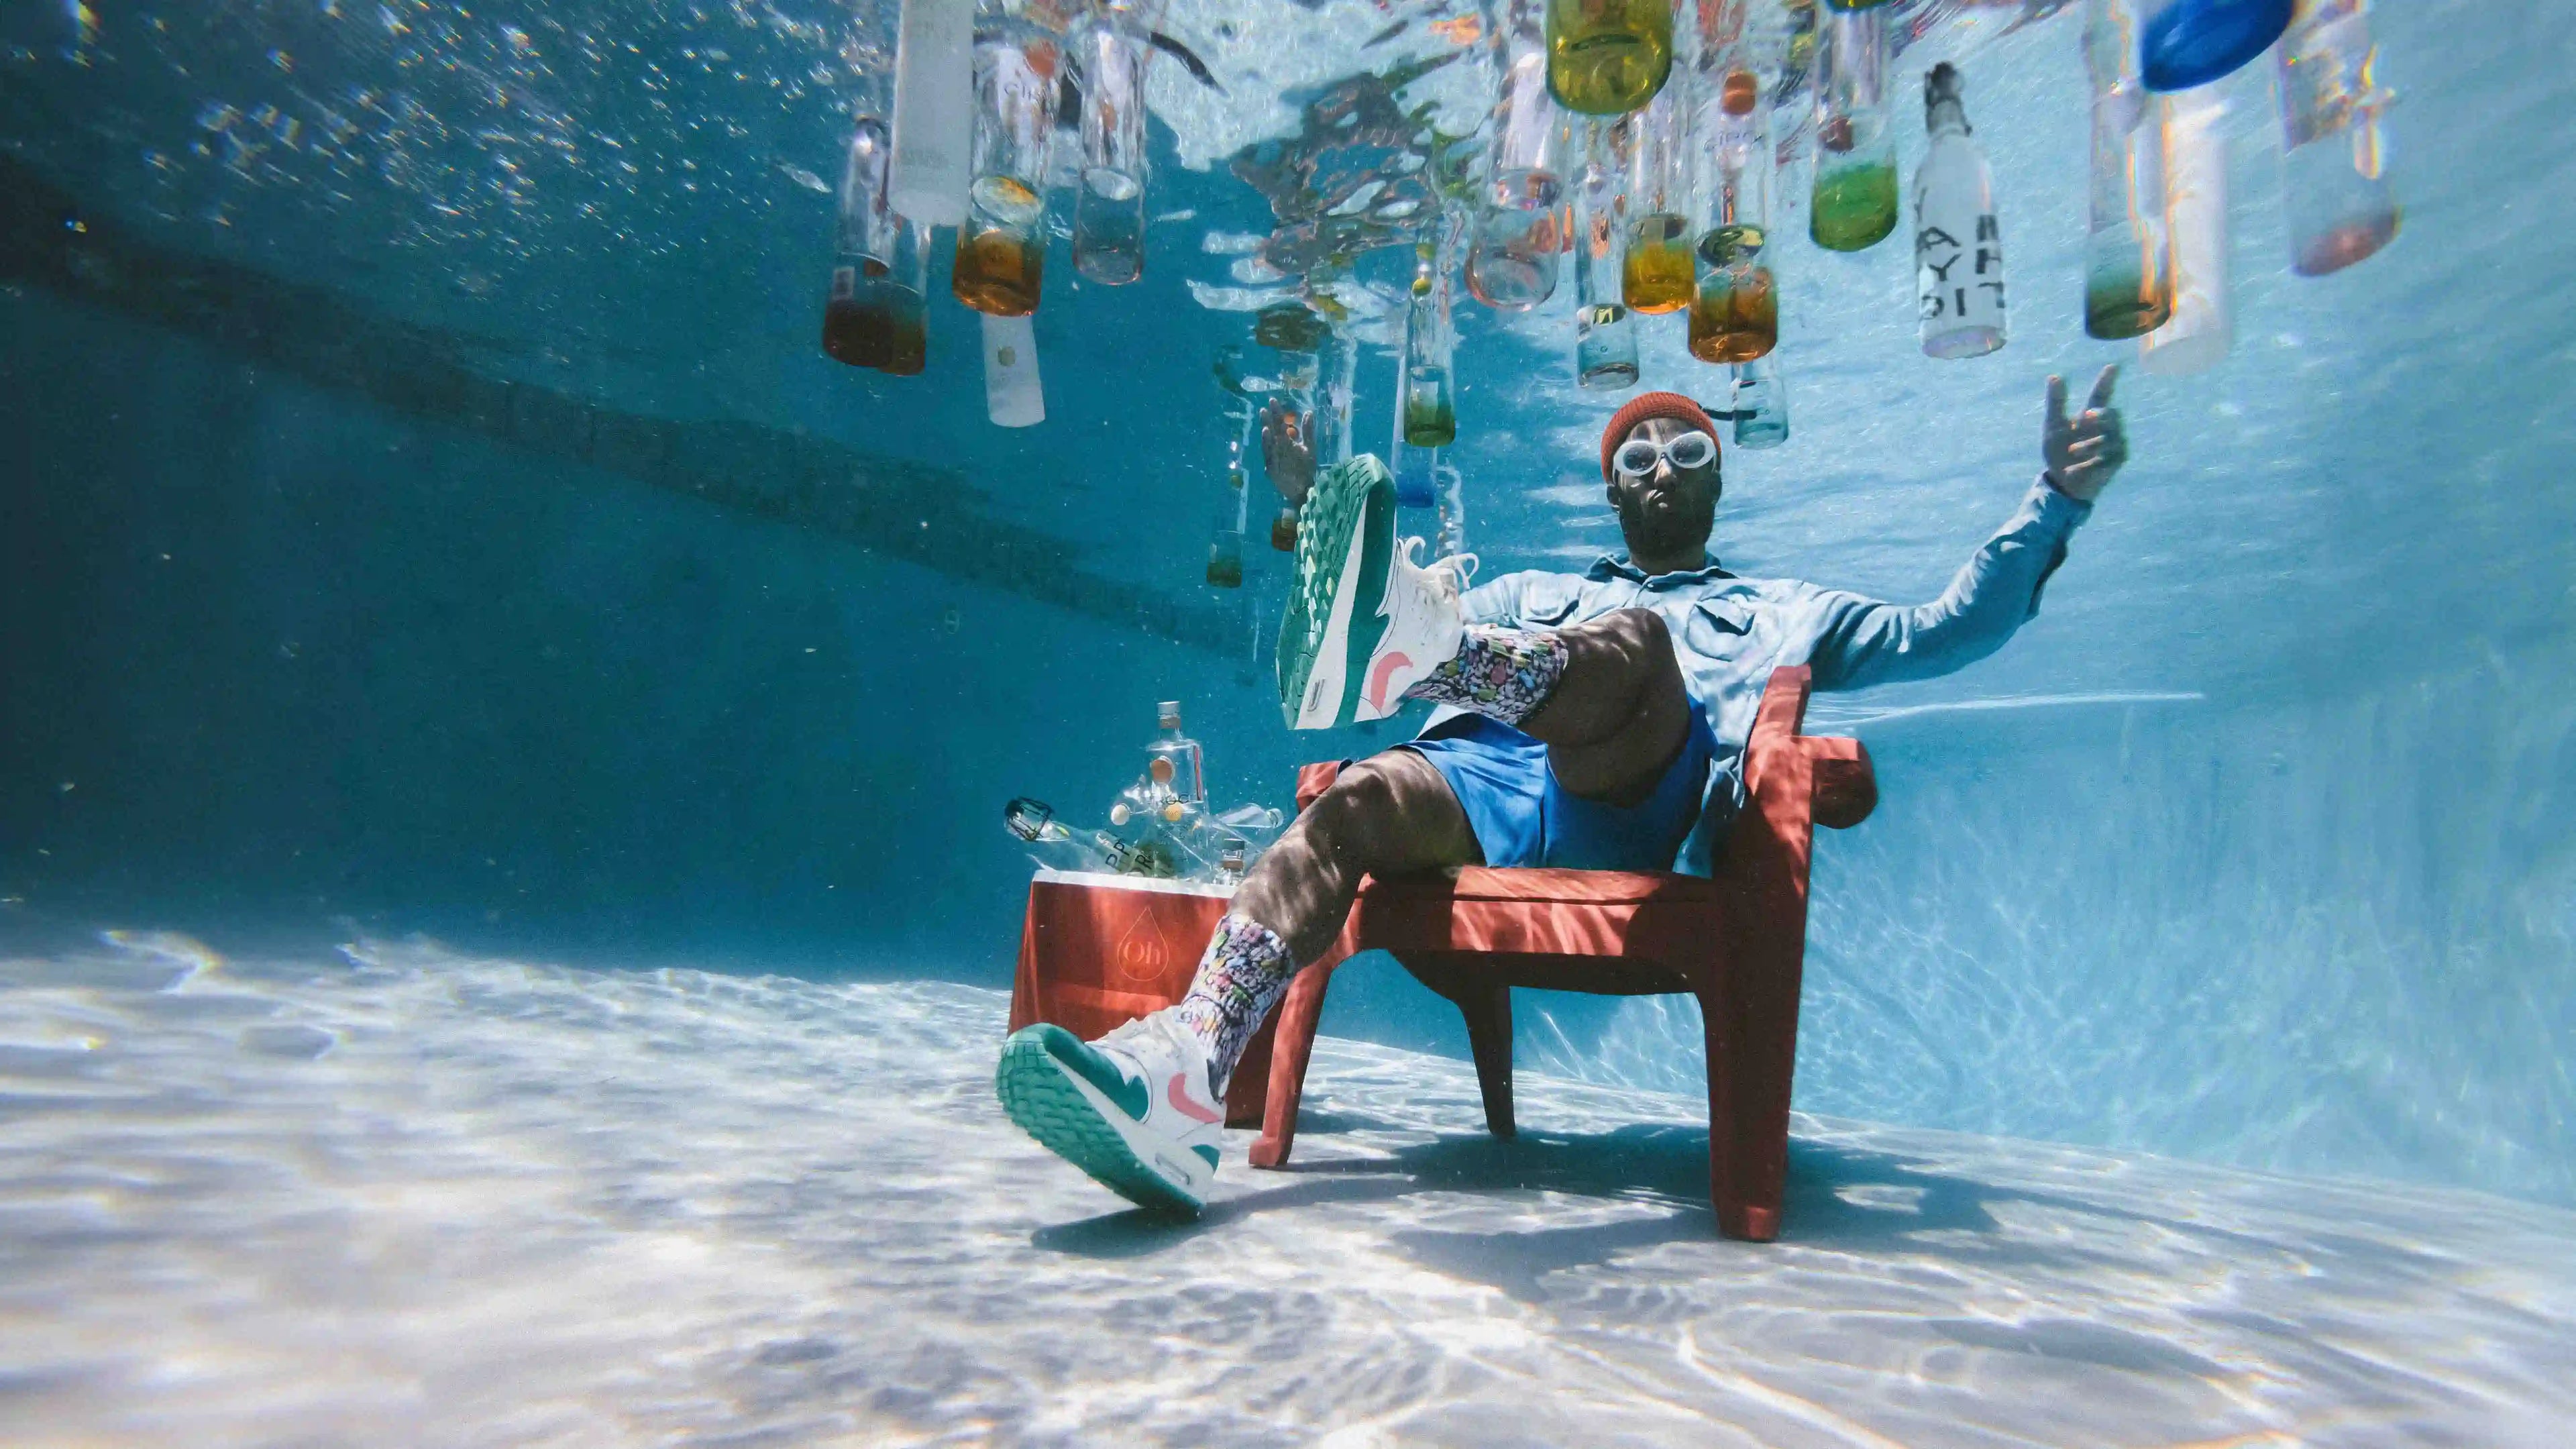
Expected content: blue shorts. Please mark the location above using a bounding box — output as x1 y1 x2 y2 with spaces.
1400 709 1717 871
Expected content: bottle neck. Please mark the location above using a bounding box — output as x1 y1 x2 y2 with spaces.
1927 99 1970 139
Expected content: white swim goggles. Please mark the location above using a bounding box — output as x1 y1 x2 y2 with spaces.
1611 429 1718 478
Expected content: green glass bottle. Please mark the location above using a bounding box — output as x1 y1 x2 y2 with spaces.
1399 239 1458 447
1545 0 1674 116
1809 5 1900 252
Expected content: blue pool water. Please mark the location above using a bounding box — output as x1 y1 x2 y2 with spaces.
3 1 2573 1442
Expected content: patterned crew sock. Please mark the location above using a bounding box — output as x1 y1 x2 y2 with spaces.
1399 623 1569 727
1173 913 1299 1096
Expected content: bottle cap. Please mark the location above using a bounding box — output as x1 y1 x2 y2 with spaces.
1720 69 1759 117
1924 62 1968 131
1149 757 1175 784
1110 802 1134 826
1158 700 1182 727
1160 800 1186 823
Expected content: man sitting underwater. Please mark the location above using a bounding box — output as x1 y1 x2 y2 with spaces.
996 367 2131 1214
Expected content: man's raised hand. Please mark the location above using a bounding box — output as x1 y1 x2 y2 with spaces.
2043 364 2129 502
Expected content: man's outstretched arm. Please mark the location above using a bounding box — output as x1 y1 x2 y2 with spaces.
1798 366 2128 692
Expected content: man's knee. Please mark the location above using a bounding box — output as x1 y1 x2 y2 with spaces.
1305 752 1466 869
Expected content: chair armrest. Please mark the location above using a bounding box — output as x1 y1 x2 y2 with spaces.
1744 666 1876 831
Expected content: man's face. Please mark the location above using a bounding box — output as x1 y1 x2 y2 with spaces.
1605 416 1720 564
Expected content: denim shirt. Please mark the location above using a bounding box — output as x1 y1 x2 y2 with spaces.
1434 474 2092 875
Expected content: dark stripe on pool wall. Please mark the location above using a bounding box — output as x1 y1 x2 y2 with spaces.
0 154 1242 657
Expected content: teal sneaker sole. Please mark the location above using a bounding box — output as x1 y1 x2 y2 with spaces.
996 1026 1203 1218
1277 455 1396 729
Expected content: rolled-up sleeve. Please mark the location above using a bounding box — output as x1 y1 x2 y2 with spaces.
1799 476 2092 692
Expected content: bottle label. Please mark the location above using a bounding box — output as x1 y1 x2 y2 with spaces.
1917 209 2006 331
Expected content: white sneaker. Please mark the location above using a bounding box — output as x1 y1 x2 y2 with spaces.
1277 455 1474 729
995 1007 1224 1215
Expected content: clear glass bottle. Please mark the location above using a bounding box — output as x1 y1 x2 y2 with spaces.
1465 0 1565 311
2142 84 2233 375
1575 119 1640 390
1729 353 1789 449
1208 386 1253 586
1313 328 1357 468
1391 341 1440 506
1809 4 1899 253
1401 237 1458 447
1432 461 1468 559
1913 62 2007 358
888 0 975 226
1260 345 1318 510
951 34 1057 317
822 118 933 376
1070 3 1164 285
1546 0 1674 116
1689 64 1777 363
2275 0 2398 276
2082 0 2174 339
1148 701 1206 806
1621 89 1694 315
1004 796 1116 873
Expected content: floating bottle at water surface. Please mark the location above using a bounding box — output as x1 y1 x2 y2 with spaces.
1070 3 1164 284
2275 0 2398 277
2082 0 2174 339
1811 4 1899 252
1729 353 1789 449
1260 341 1318 549
2142 85 2233 375
822 118 932 376
1546 0 1674 115
1432 461 1468 560
1689 64 1778 363
1913 62 2007 359
951 34 1057 317
1401 239 1458 447
1391 341 1440 506
1312 329 1357 468
888 0 975 226
1621 89 1694 315
1574 119 1640 390
1465 0 1566 310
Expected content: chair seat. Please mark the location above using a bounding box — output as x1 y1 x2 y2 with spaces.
1361 866 1718 906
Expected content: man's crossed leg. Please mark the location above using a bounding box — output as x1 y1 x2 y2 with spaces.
996 458 1697 1212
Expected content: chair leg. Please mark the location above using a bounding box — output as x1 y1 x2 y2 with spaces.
1703 981 1790 1243
1458 982 1515 1141
1248 960 1337 1169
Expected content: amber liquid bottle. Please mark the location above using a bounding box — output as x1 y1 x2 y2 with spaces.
952 218 1045 317
821 117 930 376
1688 66 1777 363
1620 90 1693 315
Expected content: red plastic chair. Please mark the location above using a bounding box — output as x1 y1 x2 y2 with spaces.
1248 665 1876 1241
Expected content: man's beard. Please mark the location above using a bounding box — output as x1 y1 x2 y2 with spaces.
1619 488 1717 559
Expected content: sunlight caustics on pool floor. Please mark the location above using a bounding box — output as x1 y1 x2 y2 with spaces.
2 933 2568 1447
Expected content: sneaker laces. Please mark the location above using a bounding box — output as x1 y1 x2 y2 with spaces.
1397 536 1479 601
1097 1009 1203 1071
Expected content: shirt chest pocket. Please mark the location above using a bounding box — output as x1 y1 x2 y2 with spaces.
1682 598 1757 655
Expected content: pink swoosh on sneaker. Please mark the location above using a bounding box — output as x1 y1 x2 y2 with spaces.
1364 651 1413 715
1167 1073 1222 1124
